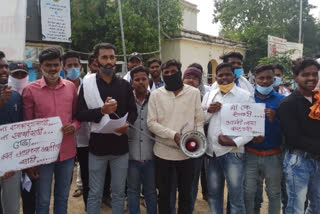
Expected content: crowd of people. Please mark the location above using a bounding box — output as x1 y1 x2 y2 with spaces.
0 42 320 214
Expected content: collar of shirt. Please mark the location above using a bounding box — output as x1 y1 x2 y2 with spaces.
155 80 164 88
96 72 117 85
133 91 150 105
40 76 65 89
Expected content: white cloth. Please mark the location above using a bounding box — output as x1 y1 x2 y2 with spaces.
202 85 254 157
211 75 254 96
83 73 110 133
278 85 291 96
123 71 131 83
8 76 28 95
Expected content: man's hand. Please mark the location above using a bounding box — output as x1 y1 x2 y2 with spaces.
114 123 129 135
1 171 15 180
218 134 236 147
61 123 75 135
207 102 222 113
0 85 12 107
101 97 117 114
26 167 39 180
174 133 181 146
252 136 264 144
265 108 276 122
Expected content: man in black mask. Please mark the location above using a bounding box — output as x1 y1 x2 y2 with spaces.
147 59 204 214
77 43 137 213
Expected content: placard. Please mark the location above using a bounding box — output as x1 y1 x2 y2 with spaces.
221 103 265 136
0 117 63 176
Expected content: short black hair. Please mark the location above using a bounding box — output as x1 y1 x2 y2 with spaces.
253 64 274 76
273 63 285 74
315 53 320 58
161 59 182 72
93 43 116 57
130 66 149 80
147 58 161 67
88 54 96 65
0 51 5 59
188 63 203 73
62 51 80 67
292 57 320 75
39 48 61 64
215 63 234 74
220 52 243 63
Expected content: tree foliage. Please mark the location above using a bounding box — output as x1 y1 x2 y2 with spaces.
214 0 320 71
70 0 182 59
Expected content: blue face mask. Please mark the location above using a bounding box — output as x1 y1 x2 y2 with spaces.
273 76 282 87
66 67 81 80
234 68 243 79
256 84 274 95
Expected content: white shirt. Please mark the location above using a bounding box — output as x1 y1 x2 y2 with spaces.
123 71 131 83
202 85 254 157
211 75 254 96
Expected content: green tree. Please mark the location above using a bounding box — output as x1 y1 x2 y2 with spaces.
214 0 320 71
71 0 182 59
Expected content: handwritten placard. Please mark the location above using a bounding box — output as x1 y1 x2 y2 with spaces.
0 117 63 176
221 103 265 136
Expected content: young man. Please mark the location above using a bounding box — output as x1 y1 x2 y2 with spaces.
244 64 285 214
88 54 99 74
77 43 137 214
147 58 164 91
187 63 211 96
22 48 80 214
147 59 204 214
211 52 254 95
127 66 157 214
8 61 29 95
273 63 291 96
123 52 143 83
278 57 320 214
0 51 22 214
202 63 254 214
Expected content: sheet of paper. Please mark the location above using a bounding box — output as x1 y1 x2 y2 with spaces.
98 113 128 136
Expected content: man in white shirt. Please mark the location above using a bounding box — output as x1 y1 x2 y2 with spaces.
147 59 204 214
202 63 254 214
123 52 143 83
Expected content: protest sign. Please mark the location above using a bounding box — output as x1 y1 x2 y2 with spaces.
0 117 63 176
221 103 265 136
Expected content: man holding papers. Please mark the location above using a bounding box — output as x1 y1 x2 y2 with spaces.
202 62 254 214
77 43 137 214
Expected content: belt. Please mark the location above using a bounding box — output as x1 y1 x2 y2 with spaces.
246 147 281 156
287 149 320 161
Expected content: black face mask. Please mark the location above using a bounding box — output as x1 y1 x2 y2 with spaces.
98 62 114 76
163 71 184 91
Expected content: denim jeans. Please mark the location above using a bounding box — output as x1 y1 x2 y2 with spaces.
0 171 21 214
206 153 246 214
244 152 282 214
283 151 320 214
127 159 157 214
35 158 74 214
87 152 128 214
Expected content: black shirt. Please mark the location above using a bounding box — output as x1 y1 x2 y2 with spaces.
77 73 137 156
278 90 320 155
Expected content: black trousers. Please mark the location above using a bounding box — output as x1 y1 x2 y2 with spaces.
77 146 89 208
21 180 36 214
156 156 195 214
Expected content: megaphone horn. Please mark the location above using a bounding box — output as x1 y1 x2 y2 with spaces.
180 130 207 158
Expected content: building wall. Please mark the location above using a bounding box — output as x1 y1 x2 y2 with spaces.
181 0 199 31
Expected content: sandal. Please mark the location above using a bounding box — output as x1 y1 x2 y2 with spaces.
72 188 83 197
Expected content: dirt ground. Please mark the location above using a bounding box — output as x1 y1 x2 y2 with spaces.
45 166 270 214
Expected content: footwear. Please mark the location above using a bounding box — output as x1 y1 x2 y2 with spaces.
72 188 83 197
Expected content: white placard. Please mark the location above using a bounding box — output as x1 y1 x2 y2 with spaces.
41 0 72 43
0 0 26 60
221 103 265 136
0 117 63 176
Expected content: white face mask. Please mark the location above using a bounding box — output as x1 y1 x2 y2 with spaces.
42 70 60 83
8 75 29 95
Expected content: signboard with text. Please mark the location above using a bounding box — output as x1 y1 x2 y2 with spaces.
41 0 72 43
0 117 63 176
221 103 265 136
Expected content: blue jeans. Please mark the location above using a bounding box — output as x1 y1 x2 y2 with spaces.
244 152 282 214
87 152 128 214
206 153 246 214
127 160 157 214
283 151 320 214
35 158 74 214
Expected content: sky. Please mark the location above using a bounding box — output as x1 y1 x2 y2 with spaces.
187 0 320 37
